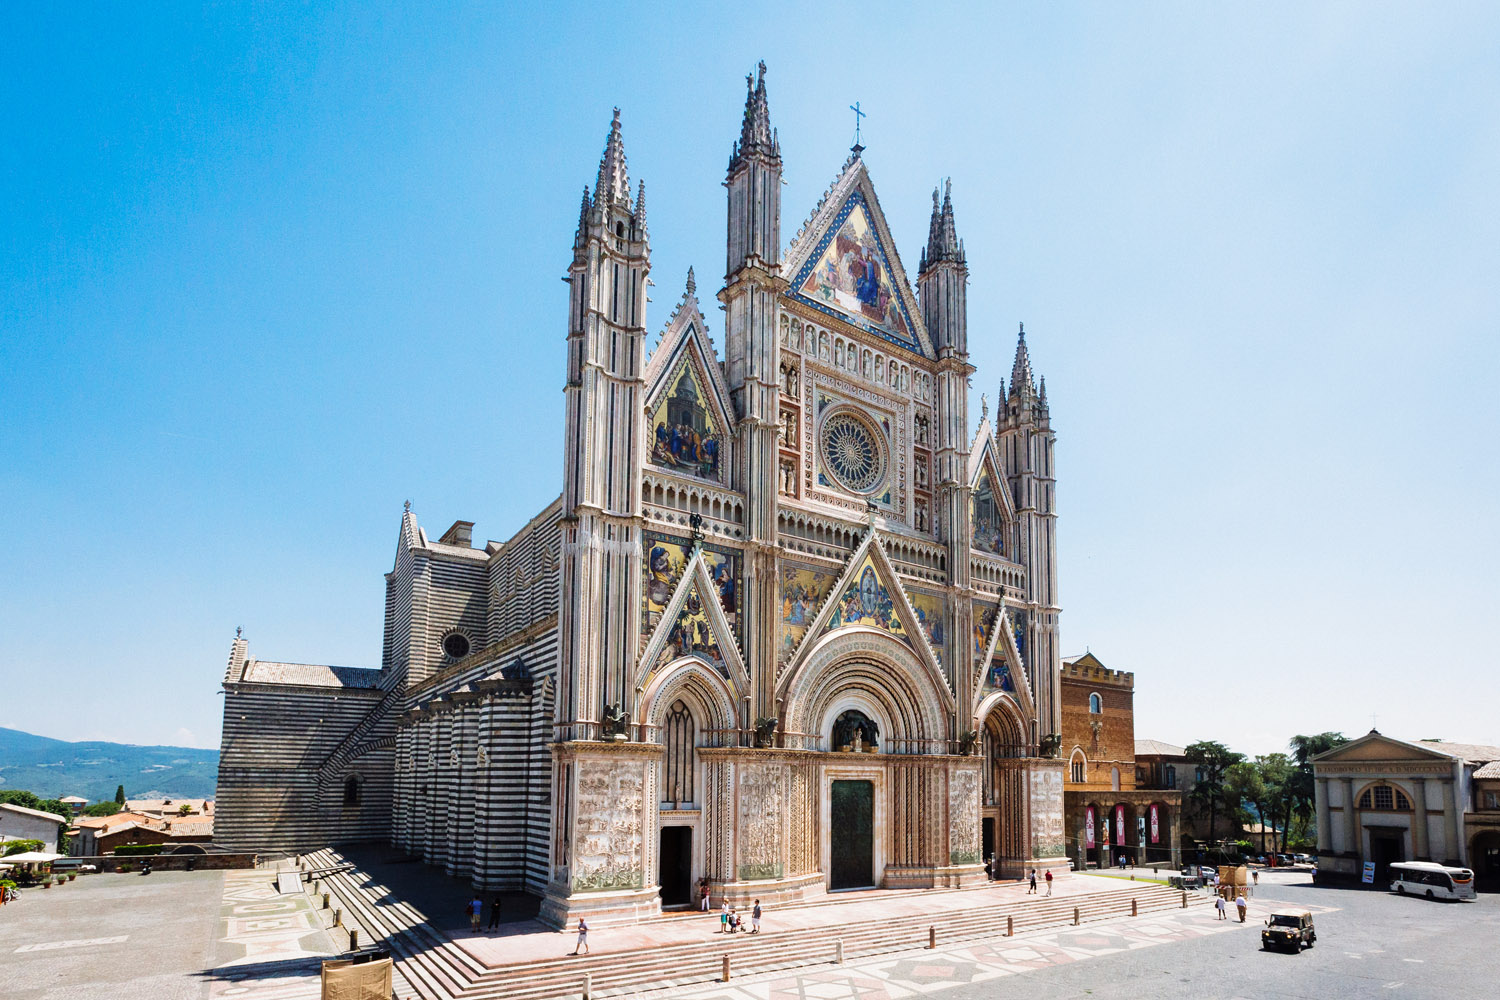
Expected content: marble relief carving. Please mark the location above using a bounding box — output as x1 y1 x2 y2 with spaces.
737 763 785 881
1028 765 1065 859
572 759 645 892
948 768 981 864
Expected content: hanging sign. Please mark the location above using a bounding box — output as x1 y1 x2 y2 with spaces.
1150 803 1160 843
1115 804 1126 846
1085 805 1096 849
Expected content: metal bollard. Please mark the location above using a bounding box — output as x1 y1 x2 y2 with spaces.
928 925 936 949
1131 898 1138 917
1006 914 1013 937
836 939 844 965
1073 906 1080 926
582 972 592 1000
722 954 730 982
349 927 359 950
1181 890 1188 908
322 892 330 909
334 907 342 927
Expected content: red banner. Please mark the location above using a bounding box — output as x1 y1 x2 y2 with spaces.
1115 804 1126 846
1150 804 1160 844
1085 806 1095 848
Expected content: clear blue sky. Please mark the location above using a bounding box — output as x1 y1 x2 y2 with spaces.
3 3 1497 756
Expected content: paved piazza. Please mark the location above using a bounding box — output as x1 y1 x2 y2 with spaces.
1 869 1494 999
660 871 1497 1000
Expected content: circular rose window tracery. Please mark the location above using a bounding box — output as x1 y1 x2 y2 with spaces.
820 412 886 494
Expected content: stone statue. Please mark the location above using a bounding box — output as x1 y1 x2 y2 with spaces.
1037 733 1062 759
957 729 980 756
753 716 779 748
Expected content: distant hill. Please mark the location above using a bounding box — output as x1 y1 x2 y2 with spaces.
0 727 218 803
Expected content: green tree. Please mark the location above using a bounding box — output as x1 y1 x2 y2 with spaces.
81 802 124 817
1225 761 1267 848
2 839 44 857
1256 753 1296 853
0 790 44 811
1185 740 1246 843
114 784 126 805
1288 732 1348 850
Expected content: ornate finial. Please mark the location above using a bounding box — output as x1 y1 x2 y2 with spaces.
849 100 866 152
685 266 696 296
235 625 242 639
403 499 411 513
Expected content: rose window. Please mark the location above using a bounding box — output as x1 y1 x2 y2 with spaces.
820 413 886 493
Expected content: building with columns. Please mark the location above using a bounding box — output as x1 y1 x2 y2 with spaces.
1313 730 1500 885
217 65 1069 926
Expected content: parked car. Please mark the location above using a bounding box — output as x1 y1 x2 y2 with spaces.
1261 910 1316 952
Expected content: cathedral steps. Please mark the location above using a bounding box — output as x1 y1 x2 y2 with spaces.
302 849 1208 1000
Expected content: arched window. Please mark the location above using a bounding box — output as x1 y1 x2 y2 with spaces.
1069 748 1087 784
1088 693 1103 714
663 700 696 808
1357 783 1410 811
343 775 361 808
1111 766 1121 791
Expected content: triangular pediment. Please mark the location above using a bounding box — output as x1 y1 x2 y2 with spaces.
637 541 746 697
968 430 1014 557
979 604 1036 722
1316 732 1457 763
785 161 930 356
644 279 734 484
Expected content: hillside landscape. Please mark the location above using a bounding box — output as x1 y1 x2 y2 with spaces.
0 727 218 803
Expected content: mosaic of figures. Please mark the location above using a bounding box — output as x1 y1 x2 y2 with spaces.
825 553 907 642
987 657 1016 694
650 352 723 481
779 561 837 664
643 534 741 649
972 599 1000 666
656 584 729 675
793 192 918 350
906 588 946 668
971 465 1007 556
1009 607 1029 673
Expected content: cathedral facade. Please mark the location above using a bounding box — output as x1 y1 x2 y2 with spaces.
217 66 1067 927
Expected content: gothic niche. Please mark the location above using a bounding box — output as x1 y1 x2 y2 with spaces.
832 710 879 753
662 700 695 808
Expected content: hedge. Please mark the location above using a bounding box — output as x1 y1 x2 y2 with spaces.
113 844 165 856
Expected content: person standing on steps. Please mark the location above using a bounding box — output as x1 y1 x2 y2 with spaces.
1044 869 1054 896
720 900 730 933
487 894 502 931
1028 869 1038 894
699 881 711 912
751 899 762 934
571 917 589 955
469 895 483 932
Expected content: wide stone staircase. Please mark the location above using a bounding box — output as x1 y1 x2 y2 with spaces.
299 848 1210 1000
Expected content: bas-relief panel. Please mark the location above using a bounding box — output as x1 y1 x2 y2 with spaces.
779 562 837 665
971 466 1006 556
906 589 946 668
643 533 741 646
738 763 784 881
792 192 918 350
1028 766 1065 860
649 351 723 481
948 769 981 865
825 553 907 642
573 760 645 892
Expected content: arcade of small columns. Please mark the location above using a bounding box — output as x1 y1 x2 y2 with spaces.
1066 794 1182 871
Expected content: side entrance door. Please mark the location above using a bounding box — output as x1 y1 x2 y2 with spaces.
830 780 875 890
659 826 693 906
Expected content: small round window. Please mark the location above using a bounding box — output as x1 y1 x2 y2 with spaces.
442 632 471 659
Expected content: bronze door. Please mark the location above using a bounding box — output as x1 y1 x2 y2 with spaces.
830 780 874 890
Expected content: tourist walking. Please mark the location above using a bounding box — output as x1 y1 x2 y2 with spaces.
1215 894 1226 920
1028 869 1037 894
751 899 762 934
571 917 589 955
1044 869 1053 896
487 894 502 931
1252 869 1259 886
1235 892 1248 923
720 900 731 933
469 895 483 932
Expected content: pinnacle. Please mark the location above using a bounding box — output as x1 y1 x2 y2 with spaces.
923 178 963 269
594 107 631 208
634 179 648 232
685 266 696 297
730 60 777 171
1010 323 1034 396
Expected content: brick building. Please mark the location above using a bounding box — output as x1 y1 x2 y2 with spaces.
1059 653 1182 869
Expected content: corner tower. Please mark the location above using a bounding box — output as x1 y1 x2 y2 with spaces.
721 62 784 719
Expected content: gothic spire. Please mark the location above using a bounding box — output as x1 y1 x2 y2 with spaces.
685 265 696 297
922 179 963 271
729 61 778 172
594 107 631 208
573 185 592 249
1010 323 1034 395
634 179 648 235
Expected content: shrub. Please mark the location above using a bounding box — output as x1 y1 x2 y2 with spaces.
113 844 165 856
2 839 45 857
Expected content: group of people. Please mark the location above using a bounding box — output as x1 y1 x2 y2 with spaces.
466 894 505 933
1215 891 1249 922
717 899 762 934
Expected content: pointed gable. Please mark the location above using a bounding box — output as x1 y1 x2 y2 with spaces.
785 160 929 355
825 550 908 640
638 536 747 694
644 278 733 484
967 428 1014 557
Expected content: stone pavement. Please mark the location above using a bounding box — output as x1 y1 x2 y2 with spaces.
208 866 342 1000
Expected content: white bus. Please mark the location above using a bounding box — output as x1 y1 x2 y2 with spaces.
1389 861 1476 901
